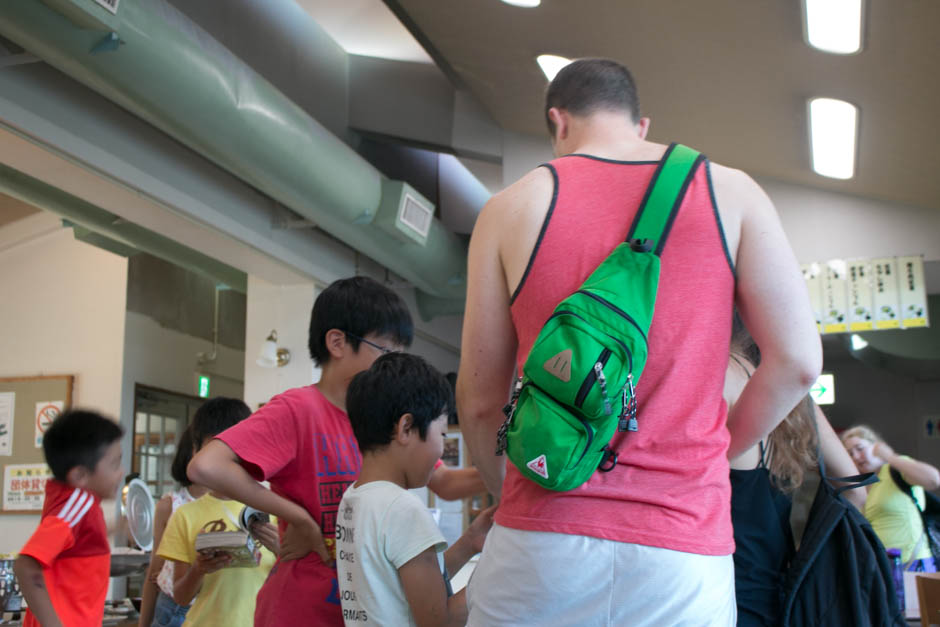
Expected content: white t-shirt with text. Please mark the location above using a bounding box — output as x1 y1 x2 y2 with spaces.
336 480 446 626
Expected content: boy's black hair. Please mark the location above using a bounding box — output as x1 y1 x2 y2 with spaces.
545 58 641 135
43 409 124 482
347 353 454 454
308 276 414 366
170 426 195 487
189 397 251 449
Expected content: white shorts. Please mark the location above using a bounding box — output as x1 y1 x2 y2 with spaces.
467 524 736 627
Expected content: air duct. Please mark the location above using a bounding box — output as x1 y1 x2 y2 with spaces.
0 0 467 301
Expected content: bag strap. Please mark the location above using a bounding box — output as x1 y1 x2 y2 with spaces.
889 466 921 509
626 143 705 255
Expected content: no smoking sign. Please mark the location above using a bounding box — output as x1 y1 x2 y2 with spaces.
34 401 64 448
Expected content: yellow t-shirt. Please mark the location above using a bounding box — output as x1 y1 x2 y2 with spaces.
864 461 930 563
157 494 275 627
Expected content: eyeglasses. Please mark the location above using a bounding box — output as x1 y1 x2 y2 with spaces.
344 332 398 355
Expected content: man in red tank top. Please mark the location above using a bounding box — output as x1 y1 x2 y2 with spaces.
457 58 821 625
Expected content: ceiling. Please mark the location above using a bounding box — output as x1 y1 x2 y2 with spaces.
390 0 940 211
0 191 39 227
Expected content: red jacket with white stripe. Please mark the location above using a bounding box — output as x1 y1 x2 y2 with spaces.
20 480 110 627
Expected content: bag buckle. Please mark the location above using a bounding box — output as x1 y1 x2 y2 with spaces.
629 238 654 253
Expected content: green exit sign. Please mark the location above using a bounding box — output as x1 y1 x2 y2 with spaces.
811 373 834 405
197 375 210 398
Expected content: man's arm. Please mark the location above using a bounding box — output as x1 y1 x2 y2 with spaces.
457 194 520 499
458 168 554 498
427 466 487 502
14 555 61 627
188 440 329 562
399 548 467 627
718 167 822 458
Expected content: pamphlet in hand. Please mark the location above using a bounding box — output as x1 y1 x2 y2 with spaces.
194 506 270 568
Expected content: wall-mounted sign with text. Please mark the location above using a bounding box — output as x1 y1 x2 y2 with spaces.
805 255 929 334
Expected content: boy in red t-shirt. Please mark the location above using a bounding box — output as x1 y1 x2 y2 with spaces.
15 410 125 627
188 276 415 626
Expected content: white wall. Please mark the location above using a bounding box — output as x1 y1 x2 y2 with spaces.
0 213 128 553
759 177 940 264
120 309 245 436
243 274 462 412
244 276 319 411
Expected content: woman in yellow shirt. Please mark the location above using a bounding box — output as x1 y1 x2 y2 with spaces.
842 425 940 568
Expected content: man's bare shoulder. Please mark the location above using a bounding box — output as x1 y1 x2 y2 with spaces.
708 161 766 204
476 166 555 230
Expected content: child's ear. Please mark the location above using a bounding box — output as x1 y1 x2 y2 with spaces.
394 413 414 444
66 465 90 489
324 329 347 360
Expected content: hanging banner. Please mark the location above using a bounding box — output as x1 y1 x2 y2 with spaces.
802 263 824 333
822 259 848 334
898 255 929 328
847 260 874 332
872 257 901 330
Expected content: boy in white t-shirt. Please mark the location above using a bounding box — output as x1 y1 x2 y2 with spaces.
338 353 495 627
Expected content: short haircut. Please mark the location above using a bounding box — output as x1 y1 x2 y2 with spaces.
347 353 454 454
545 58 641 135
170 426 195 487
189 397 251 449
308 276 414 366
43 410 124 482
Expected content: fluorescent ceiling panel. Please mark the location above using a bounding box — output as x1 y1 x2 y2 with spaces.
502 0 541 6
809 98 858 180
536 54 572 81
804 0 864 54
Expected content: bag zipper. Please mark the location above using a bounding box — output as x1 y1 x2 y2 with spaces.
575 290 648 345
574 348 611 409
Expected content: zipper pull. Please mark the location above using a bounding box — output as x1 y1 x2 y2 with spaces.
619 374 638 432
497 378 523 455
595 363 612 415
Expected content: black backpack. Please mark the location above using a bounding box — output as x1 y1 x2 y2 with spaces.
889 465 940 562
780 452 905 626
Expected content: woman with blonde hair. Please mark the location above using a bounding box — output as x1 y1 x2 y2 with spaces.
842 424 940 569
726 329 864 626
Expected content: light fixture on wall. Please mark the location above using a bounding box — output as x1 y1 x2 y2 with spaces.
256 330 291 368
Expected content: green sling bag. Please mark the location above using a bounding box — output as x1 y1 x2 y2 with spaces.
496 143 704 491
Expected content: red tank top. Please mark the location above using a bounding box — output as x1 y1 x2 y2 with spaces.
500 151 737 555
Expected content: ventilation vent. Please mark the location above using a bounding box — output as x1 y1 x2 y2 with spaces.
399 193 433 239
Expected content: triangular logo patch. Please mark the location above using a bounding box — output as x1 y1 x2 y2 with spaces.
543 349 572 382
527 454 549 479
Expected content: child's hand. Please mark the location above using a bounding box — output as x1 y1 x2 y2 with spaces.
250 521 280 555
281 517 332 566
465 505 497 553
194 550 232 575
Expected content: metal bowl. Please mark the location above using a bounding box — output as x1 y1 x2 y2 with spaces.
109 551 150 577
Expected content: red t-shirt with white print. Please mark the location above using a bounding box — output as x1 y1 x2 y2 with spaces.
217 385 361 627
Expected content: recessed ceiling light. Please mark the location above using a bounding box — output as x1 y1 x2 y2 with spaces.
850 334 869 350
808 97 858 180
501 0 541 7
536 54 572 81
803 0 864 54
